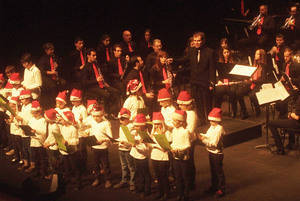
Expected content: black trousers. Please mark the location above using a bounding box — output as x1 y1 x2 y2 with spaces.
46 149 59 174
208 152 225 192
269 119 300 150
0 114 9 147
135 158 151 194
173 158 190 198
92 148 111 181
12 135 22 161
152 160 169 196
191 84 212 125
30 147 47 177
78 137 89 173
61 151 82 187
21 137 31 161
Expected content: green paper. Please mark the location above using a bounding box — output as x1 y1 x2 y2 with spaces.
120 125 135 144
52 132 67 152
137 130 154 144
0 96 15 116
154 133 172 151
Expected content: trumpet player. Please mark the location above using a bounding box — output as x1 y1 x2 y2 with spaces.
281 5 300 48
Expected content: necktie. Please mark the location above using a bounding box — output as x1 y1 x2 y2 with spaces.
128 42 133 52
139 71 147 93
197 50 200 63
275 47 280 61
241 0 244 16
106 48 110 62
49 57 57 80
162 67 170 89
80 50 85 65
92 64 104 88
147 41 150 48
256 17 264 35
118 58 124 76
285 63 290 76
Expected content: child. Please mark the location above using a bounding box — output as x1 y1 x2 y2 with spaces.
198 108 226 197
150 112 171 200
170 110 191 201
9 73 24 97
157 88 175 130
43 108 60 179
59 110 81 190
70 89 88 174
16 90 33 170
114 108 136 191
90 105 113 188
177 91 198 189
130 113 151 198
26 100 47 178
55 91 71 118
123 79 146 121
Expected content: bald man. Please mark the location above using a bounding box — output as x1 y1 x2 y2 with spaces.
120 30 136 57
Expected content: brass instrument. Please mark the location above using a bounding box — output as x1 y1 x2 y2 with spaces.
249 13 262 30
281 15 294 30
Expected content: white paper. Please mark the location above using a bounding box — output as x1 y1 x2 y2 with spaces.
229 64 257 77
256 81 290 105
261 83 273 89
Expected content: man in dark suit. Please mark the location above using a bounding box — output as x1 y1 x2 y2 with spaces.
120 30 136 57
176 32 216 125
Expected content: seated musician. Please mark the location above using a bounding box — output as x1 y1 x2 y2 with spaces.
214 48 249 119
268 34 286 73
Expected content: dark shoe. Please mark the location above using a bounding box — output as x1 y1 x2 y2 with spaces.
204 186 216 194
285 144 296 150
276 149 285 155
215 189 225 198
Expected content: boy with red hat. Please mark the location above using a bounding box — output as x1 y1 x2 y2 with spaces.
150 112 172 200
198 107 226 198
114 108 136 191
26 100 47 178
70 88 88 174
58 110 82 190
157 88 175 130
0 73 6 97
9 73 24 98
177 90 198 189
55 91 71 122
90 105 113 189
130 113 151 197
170 109 191 201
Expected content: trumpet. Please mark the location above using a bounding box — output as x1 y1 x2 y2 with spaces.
281 15 294 30
249 13 262 30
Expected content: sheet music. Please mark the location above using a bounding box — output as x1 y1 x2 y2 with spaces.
274 81 290 101
229 65 257 77
256 82 290 105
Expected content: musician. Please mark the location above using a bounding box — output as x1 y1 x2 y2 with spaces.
120 30 136 57
125 55 145 87
138 29 152 60
82 48 120 117
268 34 286 73
214 48 249 119
281 5 300 49
269 95 300 155
175 32 216 125
68 37 86 88
240 5 275 51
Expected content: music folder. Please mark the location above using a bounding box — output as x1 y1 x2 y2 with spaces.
19 125 35 136
229 64 257 77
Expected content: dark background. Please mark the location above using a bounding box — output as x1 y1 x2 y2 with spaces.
0 0 297 71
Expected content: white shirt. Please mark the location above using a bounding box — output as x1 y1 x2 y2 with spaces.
59 124 79 155
44 122 59 150
9 112 24 137
22 64 42 99
79 115 93 137
90 118 113 150
123 95 146 121
28 116 47 147
186 110 198 141
171 127 191 151
150 130 172 161
130 132 148 160
117 123 134 151
161 105 176 129
19 103 32 126
201 124 225 154
12 87 24 98
72 104 87 138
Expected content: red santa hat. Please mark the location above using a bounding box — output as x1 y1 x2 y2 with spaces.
87 99 97 114
172 110 187 122
118 108 131 119
134 113 147 126
126 79 142 95
177 91 193 105
8 73 21 85
208 107 222 122
70 88 82 101
91 105 104 116
19 90 32 100
9 96 19 105
61 110 76 124
0 74 5 83
157 88 171 102
56 91 68 104
5 82 13 89
31 100 41 111
44 108 57 122
152 112 164 124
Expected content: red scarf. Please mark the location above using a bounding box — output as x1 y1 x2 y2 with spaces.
50 57 57 80
92 64 104 88
118 58 124 76
256 17 264 35
106 48 110 62
139 71 147 93
80 50 85 65
162 67 170 89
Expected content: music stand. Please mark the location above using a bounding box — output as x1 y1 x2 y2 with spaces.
255 82 290 151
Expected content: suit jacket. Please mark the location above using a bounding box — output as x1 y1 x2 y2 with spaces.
176 46 216 87
82 62 106 89
254 15 275 36
120 40 136 57
107 56 128 84
283 62 300 89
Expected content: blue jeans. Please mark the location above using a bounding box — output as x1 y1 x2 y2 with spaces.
119 150 135 185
